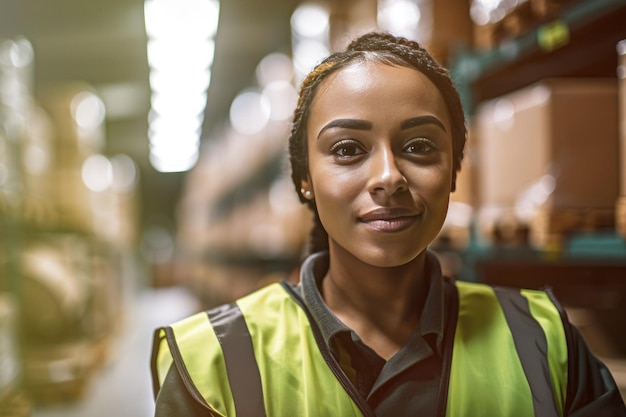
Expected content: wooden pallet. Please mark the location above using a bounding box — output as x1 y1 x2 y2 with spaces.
22 335 115 406
0 391 33 417
530 206 616 248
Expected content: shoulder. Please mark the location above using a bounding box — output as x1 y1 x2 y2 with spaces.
161 282 293 350
453 280 562 318
151 282 296 415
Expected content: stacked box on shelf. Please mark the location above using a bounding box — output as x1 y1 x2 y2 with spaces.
429 0 473 65
617 40 626 238
474 78 619 248
19 234 124 404
176 122 311 304
37 82 106 235
0 39 131 404
0 36 34 416
472 0 574 50
38 83 141 247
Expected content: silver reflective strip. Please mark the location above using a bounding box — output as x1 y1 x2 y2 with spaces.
494 287 559 417
207 303 267 417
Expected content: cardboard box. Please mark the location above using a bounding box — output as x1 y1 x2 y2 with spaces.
475 79 619 244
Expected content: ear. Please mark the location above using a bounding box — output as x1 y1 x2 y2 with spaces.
300 178 314 200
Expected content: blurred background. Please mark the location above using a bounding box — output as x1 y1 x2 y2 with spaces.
1 0 626 415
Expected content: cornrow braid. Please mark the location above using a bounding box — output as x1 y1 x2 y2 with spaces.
288 32 467 255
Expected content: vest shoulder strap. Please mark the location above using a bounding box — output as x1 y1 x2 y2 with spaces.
447 281 568 417
152 282 366 417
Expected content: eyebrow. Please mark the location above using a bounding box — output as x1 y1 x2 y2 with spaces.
400 115 447 132
317 119 372 139
317 115 446 139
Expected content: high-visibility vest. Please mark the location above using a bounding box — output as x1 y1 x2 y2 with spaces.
151 280 568 417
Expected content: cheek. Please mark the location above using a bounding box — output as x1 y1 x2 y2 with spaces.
309 154 363 192
313 171 359 205
407 161 452 192
310 168 365 222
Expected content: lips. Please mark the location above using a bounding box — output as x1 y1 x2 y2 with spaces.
358 207 421 232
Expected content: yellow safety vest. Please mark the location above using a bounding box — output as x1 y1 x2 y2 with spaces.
151 280 568 417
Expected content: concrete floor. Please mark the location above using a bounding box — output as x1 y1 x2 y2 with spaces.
32 286 200 417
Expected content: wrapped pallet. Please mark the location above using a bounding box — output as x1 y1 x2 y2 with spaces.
37 83 106 235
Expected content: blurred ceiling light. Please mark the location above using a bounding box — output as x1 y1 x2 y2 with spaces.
149 112 204 138
291 3 329 82
378 0 421 36
144 0 219 40
4 37 34 69
149 68 212 96
111 154 139 193
144 0 219 173
229 89 271 135
290 3 329 39
292 39 329 80
378 0 432 43
149 126 200 146
150 92 207 121
146 39 215 71
149 145 199 173
82 154 113 192
470 0 517 25
256 53 294 86
70 91 106 130
262 81 298 121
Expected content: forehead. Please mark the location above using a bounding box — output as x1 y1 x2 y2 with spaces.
309 61 450 126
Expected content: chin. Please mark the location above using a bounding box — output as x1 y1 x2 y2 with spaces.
356 246 426 268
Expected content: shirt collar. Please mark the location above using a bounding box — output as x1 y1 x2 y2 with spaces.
299 250 447 356
300 252 347 348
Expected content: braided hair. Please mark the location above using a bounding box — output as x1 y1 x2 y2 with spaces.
288 32 467 255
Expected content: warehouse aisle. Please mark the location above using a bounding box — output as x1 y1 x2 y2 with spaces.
32 285 201 417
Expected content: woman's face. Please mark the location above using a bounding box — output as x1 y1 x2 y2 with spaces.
302 61 453 267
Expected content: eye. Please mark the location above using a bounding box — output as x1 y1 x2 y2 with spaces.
404 138 435 155
330 140 366 160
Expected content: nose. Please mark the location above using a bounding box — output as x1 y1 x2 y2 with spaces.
367 146 408 196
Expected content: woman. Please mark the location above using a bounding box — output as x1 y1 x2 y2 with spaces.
151 32 625 416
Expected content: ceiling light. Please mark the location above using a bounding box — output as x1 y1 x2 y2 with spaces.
144 0 220 173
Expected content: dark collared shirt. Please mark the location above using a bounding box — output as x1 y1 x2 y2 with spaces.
297 251 450 417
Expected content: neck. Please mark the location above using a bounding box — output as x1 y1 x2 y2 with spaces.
321 244 430 359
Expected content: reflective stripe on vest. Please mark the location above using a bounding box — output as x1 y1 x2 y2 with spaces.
152 281 568 417
154 282 365 417
446 282 567 417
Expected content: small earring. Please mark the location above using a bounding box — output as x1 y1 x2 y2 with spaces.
301 188 313 199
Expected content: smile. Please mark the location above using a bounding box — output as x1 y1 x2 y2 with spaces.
358 208 420 233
